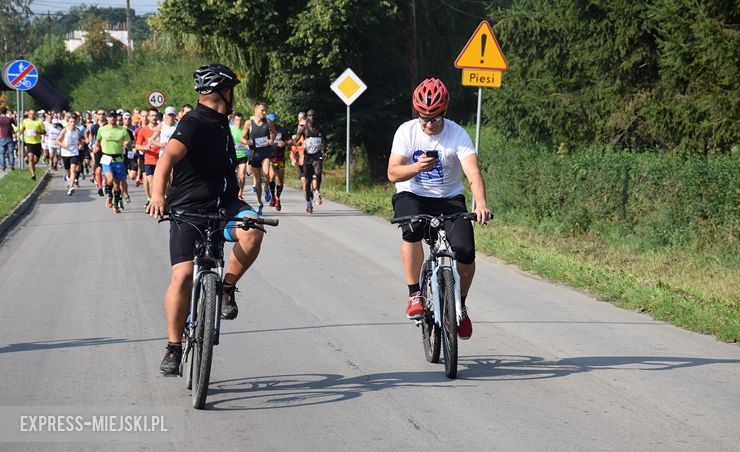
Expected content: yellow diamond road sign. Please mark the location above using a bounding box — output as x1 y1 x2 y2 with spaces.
330 68 367 106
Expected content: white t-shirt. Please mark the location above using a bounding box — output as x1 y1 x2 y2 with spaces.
158 121 177 157
391 118 476 198
59 128 81 157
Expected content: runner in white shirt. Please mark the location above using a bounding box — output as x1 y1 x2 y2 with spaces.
55 115 82 195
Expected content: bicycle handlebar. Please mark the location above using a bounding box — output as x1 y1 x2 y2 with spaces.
162 209 279 227
390 212 478 226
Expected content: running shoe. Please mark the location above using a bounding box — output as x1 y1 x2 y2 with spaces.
316 191 323 205
135 179 142 187
256 204 263 216
97 188 104 197
275 198 282 212
269 198 276 208
264 184 272 203
106 198 113 209
159 344 182 376
458 307 473 340
63 174 68 182
406 291 424 320
74 181 79 189
67 188 73 196
125 195 131 203
30 174 36 181
306 201 313 215
221 288 238 320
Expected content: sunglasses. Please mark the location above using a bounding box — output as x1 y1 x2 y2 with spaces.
419 115 444 125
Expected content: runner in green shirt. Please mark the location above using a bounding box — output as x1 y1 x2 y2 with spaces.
230 112 251 200
18 109 46 180
95 111 130 213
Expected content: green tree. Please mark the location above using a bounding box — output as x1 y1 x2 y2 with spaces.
0 0 34 61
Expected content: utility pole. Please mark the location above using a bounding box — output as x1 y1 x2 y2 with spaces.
125 0 132 59
407 0 417 115
47 11 52 67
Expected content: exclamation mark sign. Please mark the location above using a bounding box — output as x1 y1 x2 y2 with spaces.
480 33 487 64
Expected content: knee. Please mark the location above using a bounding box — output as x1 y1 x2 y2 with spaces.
169 268 193 291
455 244 475 264
237 227 263 248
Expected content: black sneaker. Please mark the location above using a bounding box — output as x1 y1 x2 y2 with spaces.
221 287 238 320
160 345 182 376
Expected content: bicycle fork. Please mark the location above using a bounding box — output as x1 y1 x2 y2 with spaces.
430 258 463 328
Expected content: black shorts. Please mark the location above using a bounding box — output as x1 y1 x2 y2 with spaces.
25 143 42 157
127 155 139 171
248 149 271 168
236 156 249 165
391 191 476 264
62 155 80 169
168 199 258 266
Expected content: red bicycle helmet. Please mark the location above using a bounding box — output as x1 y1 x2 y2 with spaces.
412 78 449 117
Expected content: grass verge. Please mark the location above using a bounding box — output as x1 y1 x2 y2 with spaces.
290 164 739 343
0 168 45 220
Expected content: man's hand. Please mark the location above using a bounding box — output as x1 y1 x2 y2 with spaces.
474 205 492 226
416 155 438 173
146 195 167 218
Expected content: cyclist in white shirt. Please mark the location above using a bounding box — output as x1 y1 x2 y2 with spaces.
387 77 492 340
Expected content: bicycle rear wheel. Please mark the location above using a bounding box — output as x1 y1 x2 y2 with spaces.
420 262 441 363
440 267 458 379
192 273 218 409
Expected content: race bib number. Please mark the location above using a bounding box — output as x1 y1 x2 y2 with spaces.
127 151 135 159
26 130 36 137
305 136 322 154
100 154 113 165
255 136 269 148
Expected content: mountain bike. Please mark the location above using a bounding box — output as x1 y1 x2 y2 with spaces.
391 212 477 379
160 208 278 409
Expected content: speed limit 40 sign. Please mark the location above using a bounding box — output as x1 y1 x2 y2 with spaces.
147 90 166 109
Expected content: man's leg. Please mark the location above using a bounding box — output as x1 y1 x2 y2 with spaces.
237 163 246 199
252 166 263 208
400 240 424 286
165 261 193 343
27 149 37 178
224 227 264 287
160 261 192 375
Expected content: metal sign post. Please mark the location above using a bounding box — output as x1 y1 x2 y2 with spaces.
330 68 367 193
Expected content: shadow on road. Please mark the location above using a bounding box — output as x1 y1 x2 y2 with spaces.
202 354 740 411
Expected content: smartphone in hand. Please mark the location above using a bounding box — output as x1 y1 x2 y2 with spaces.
425 150 439 159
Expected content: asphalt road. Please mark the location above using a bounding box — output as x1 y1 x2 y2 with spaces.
1 173 739 451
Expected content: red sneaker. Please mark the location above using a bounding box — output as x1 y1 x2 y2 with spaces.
458 307 472 340
275 198 282 211
269 199 276 207
406 291 424 320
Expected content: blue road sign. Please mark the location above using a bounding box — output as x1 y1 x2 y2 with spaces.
2 60 39 91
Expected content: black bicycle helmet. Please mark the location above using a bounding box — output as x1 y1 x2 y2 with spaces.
193 63 240 94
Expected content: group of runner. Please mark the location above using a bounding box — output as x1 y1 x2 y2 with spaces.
2 102 326 216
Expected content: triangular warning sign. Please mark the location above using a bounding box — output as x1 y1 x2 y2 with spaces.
454 20 509 71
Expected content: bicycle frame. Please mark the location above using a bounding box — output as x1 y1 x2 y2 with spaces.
182 227 225 363
425 228 463 328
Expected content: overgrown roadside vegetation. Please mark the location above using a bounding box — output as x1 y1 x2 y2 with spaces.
299 140 739 343
0 169 45 220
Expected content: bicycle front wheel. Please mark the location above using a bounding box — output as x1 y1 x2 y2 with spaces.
420 261 440 363
440 268 458 379
192 273 218 409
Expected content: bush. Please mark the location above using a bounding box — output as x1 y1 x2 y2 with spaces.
478 128 739 250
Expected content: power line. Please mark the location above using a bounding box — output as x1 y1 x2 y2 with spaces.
438 0 488 20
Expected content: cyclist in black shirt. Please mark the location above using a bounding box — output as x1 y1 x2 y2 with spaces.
147 63 266 376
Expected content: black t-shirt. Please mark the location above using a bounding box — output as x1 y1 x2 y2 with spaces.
166 103 238 211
